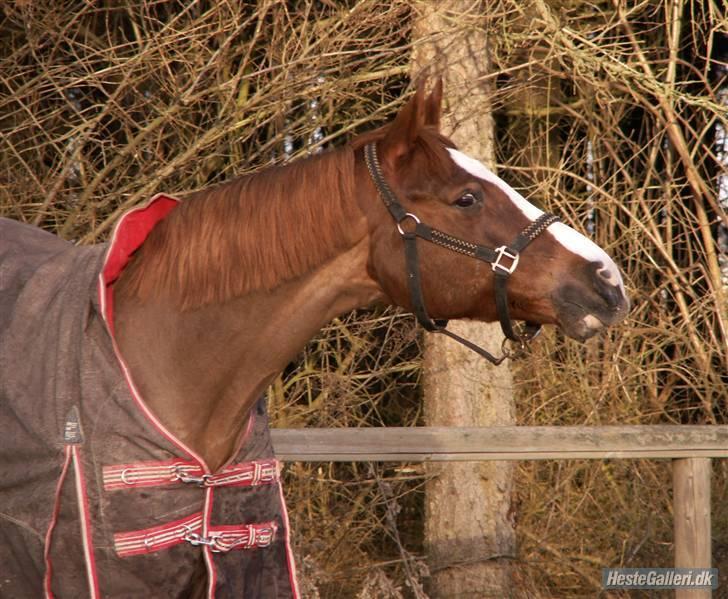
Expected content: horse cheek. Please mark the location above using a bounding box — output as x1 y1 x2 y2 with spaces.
367 230 410 308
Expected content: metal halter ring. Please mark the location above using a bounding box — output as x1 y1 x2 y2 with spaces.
396 212 421 236
500 322 542 359
501 336 528 360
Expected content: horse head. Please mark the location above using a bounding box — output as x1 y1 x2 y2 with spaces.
359 80 629 343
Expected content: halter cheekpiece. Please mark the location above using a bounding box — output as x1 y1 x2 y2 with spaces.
364 142 560 365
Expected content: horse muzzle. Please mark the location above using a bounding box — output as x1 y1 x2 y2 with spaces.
553 262 630 342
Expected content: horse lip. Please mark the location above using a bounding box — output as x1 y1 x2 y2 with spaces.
552 279 630 338
558 315 601 342
594 294 630 327
554 297 620 342
588 301 628 328
560 301 631 340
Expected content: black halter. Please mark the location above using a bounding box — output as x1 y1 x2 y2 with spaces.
364 142 560 365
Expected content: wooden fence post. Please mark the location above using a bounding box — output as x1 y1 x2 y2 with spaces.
673 457 712 599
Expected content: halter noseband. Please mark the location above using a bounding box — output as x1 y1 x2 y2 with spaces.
364 142 559 365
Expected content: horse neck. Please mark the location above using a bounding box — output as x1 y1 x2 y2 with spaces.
113 152 383 471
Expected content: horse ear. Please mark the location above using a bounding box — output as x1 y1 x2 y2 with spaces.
425 77 443 128
380 79 427 163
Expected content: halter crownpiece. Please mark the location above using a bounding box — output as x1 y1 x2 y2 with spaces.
364 142 560 365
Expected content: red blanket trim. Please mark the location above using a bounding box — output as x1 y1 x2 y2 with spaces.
43 445 73 599
71 446 101 597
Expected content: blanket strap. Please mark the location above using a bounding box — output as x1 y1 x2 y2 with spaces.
113 512 277 558
102 458 279 491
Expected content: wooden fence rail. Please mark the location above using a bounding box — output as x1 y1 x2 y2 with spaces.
271 425 728 461
272 425 726 598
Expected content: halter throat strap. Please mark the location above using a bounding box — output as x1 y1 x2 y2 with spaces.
364 142 559 365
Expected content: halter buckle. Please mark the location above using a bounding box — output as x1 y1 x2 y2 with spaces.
492 246 519 275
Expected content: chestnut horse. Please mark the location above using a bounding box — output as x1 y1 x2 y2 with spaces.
115 81 628 472
0 80 628 598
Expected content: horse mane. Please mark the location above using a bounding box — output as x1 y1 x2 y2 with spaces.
119 122 454 310
119 145 361 309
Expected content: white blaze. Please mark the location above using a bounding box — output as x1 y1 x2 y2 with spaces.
447 148 624 291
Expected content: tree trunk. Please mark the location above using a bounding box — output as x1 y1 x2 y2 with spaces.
411 3 516 597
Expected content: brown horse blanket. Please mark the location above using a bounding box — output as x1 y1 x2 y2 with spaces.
0 196 299 598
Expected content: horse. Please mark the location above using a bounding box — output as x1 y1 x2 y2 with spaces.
0 79 629 598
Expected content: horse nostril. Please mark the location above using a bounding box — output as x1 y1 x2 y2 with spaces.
593 264 625 311
596 265 615 284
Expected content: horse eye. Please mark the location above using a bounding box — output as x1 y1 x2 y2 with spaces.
455 192 478 208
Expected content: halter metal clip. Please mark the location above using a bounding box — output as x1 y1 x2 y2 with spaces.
492 246 519 275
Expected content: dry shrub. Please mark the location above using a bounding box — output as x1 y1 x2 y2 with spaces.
1 1 726 597
485 1 727 595
0 0 411 236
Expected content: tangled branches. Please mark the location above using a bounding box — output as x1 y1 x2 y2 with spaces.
1 1 725 596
